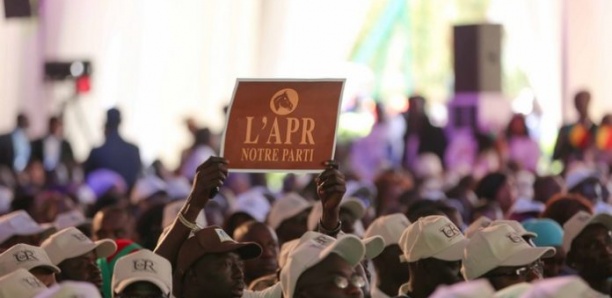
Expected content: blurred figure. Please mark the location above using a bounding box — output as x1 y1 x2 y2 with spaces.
179 128 215 181
401 95 447 172
233 221 279 287
267 193 312 246
374 169 414 217
553 90 597 167
0 113 31 172
565 166 612 214
30 116 75 172
84 108 142 189
595 113 612 164
0 210 53 251
502 114 540 173
92 206 135 242
533 175 564 205
475 172 517 218
541 193 593 226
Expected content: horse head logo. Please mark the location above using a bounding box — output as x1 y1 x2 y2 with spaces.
270 88 298 115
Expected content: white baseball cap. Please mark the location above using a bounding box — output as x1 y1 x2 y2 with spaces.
162 200 207 229
280 232 365 298
562 210 612 254
462 225 555 280
565 166 599 190
231 189 271 222
0 268 46 298
430 279 495 298
491 220 537 238
0 243 60 276
362 235 385 260
519 276 608 298
165 177 192 200
278 239 300 269
53 210 90 231
399 215 468 263
363 213 410 248
465 216 492 238
34 281 101 298
494 282 532 298
112 249 172 296
0 210 54 245
268 193 312 230
41 227 117 265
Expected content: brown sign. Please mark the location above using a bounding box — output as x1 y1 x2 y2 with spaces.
221 79 345 172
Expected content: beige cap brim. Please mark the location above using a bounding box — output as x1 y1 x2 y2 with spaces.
500 246 556 267
93 239 117 259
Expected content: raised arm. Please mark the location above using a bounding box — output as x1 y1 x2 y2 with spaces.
154 156 228 269
315 160 346 237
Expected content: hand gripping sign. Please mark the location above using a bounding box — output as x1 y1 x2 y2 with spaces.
221 79 345 173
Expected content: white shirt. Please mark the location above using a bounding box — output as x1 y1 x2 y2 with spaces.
11 129 30 172
43 136 61 170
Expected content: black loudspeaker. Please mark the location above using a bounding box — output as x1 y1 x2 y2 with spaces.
44 61 92 80
453 24 502 93
3 0 31 18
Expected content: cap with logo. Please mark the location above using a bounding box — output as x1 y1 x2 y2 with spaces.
462 224 556 280
34 281 101 298
519 276 608 298
0 243 60 277
0 268 46 298
268 193 312 230
0 210 54 245
399 215 468 263
175 226 262 280
280 232 365 298
562 210 612 254
41 227 117 265
363 213 410 248
490 220 536 238
430 279 495 298
112 249 172 296
465 216 493 239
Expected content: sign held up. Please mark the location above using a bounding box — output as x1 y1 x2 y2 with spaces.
221 79 345 173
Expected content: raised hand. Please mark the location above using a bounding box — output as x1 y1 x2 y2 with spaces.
316 160 346 230
189 156 229 209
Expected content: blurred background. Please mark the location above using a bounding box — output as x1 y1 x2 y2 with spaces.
0 0 610 172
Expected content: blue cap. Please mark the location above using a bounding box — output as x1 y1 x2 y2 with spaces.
521 218 564 247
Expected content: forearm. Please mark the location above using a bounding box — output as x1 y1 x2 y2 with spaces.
154 196 203 269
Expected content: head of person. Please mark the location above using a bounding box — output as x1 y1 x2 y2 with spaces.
408 95 426 118
233 221 279 285
0 210 53 251
573 90 591 119
173 226 262 298
48 116 63 136
533 175 564 205
280 232 366 298
267 193 312 245
475 172 517 215
112 249 172 298
0 243 61 287
462 224 555 291
541 193 593 226
92 205 135 241
363 214 410 293
522 218 566 278
400 215 468 294
225 189 271 237
16 113 30 130
41 227 117 289
105 108 122 134
563 211 612 285
0 268 46 298
373 169 414 216
193 128 211 147
506 114 529 138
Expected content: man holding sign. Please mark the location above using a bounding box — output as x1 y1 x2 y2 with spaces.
221 79 345 172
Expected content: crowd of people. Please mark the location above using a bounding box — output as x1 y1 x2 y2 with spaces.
0 90 610 298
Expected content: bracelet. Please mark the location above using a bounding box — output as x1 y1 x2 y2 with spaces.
318 219 342 236
178 213 200 231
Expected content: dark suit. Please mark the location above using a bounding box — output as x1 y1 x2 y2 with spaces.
30 136 75 168
0 133 14 170
84 131 142 188
402 115 448 170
